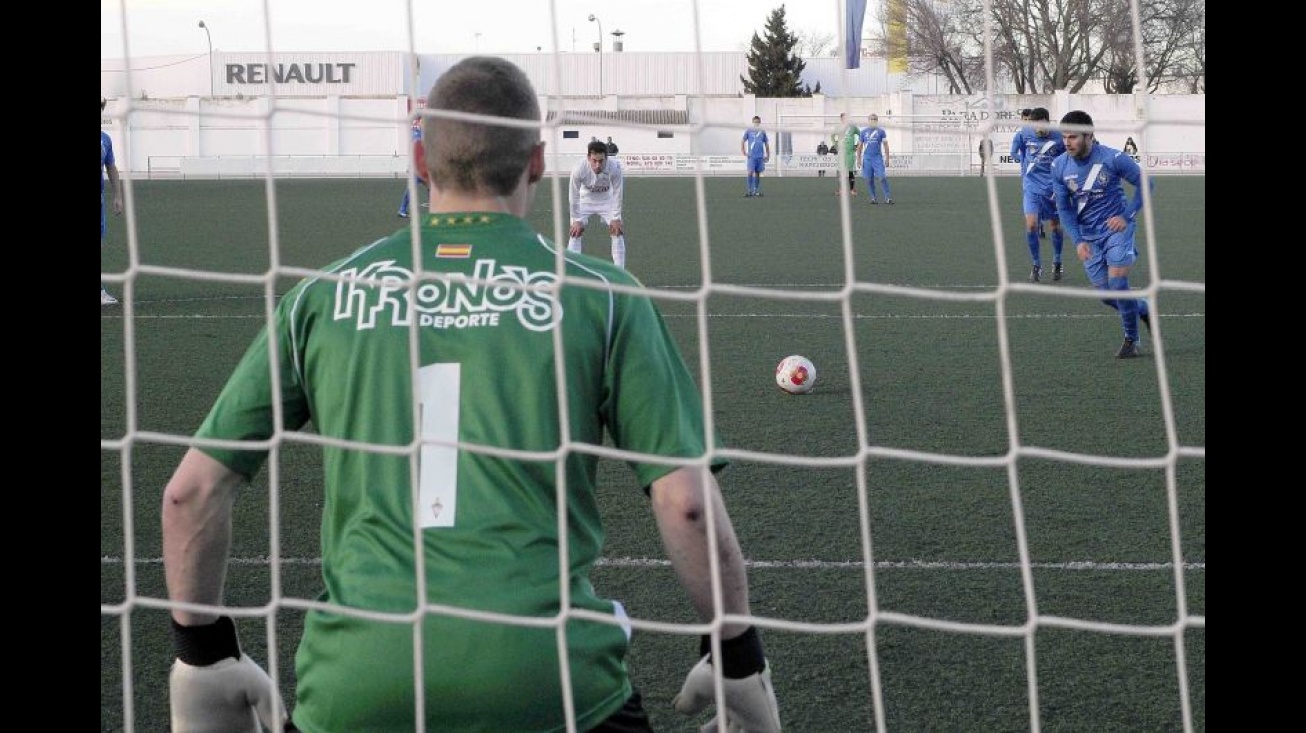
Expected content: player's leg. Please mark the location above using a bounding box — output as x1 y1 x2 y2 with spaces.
1023 190 1043 282
101 200 117 305
605 215 626 269
879 163 893 203
1104 228 1142 349
568 211 590 253
1050 221 1065 281
1109 262 1141 358
398 187 411 217
755 159 765 197
861 161 876 203
1042 197 1064 280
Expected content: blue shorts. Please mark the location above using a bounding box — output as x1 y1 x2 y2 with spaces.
1022 189 1059 221
748 157 766 174
861 158 886 178
1081 224 1138 286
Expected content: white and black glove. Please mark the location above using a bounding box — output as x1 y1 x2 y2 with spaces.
169 616 290 733
673 626 781 732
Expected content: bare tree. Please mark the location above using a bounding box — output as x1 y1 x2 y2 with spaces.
865 0 985 94
988 0 1107 93
1099 0 1205 93
795 28 837 58
865 0 1204 95
1181 17 1205 92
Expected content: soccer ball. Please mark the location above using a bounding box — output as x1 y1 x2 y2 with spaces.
775 355 817 394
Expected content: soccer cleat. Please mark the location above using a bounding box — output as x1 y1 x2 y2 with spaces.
1116 339 1140 359
398 210 410 218
1028 265 1042 283
101 290 118 305
885 199 895 205
869 198 878 205
1053 262 1064 281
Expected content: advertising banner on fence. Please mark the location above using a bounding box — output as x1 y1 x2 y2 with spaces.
618 154 678 172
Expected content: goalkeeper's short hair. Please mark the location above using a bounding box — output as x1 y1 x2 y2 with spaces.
587 140 608 157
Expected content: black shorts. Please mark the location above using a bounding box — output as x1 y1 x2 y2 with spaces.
588 690 654 733
286 690 654 732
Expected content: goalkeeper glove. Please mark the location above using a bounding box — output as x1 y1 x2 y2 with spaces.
169 616 289 733
672 627 781 732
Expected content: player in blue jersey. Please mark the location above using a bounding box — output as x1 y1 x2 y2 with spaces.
1010 108 1047 242
740 115 770 197
1051 110 1154 359
1013 108 1066 282
856 113 893 204
162 56 782 732
397 117 428 218
101 97 124 305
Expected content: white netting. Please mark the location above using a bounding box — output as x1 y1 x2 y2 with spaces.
102 1 1204 731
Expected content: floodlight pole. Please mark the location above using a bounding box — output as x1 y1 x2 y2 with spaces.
198 20 213 97
588 14 603 97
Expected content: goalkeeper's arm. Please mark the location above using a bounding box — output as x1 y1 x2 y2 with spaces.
650 467 782 731
163 449 289 732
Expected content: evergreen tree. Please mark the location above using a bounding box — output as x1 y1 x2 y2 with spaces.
741 5 811 97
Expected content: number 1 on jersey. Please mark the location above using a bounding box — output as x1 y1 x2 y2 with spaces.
418 363 460 528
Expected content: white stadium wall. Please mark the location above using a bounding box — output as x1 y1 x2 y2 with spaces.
102 52 1205 178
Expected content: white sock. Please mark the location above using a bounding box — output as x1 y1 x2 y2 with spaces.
611 236 626 268
567 237 583 253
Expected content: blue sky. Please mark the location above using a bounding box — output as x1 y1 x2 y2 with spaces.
102 0 857 58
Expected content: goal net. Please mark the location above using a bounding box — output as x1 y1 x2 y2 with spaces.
102 1 1205 731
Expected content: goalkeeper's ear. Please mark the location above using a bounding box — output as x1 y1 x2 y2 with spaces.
527 141 546 184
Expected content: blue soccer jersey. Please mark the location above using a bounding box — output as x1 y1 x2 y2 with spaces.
858 127 887 160
102 131 116 236
101 131 115 193
742 128 768 159
1010 128 1030 172
1015 127 1065 196
1051 143 1147 243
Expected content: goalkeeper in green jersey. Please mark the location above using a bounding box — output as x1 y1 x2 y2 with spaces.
162 56 782 733
835 112 860 196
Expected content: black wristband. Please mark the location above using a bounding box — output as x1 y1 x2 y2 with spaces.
698 626 766 679
171 616 241 667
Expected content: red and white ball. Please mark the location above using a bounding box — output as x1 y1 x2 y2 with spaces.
775 355 817 394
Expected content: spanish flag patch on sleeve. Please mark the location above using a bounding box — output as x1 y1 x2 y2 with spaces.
435 244 472 258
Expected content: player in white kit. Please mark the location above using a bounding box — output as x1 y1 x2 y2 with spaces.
568 139 627 268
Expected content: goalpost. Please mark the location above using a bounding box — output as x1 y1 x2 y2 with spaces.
102 2 1205 732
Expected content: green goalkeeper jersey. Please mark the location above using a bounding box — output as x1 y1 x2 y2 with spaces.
841 124 860 170
195 212 726 732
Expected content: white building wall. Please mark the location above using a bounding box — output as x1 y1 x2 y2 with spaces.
101 53 1204 177
103 52 409 100
105 52 919 102
415 52 853 99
